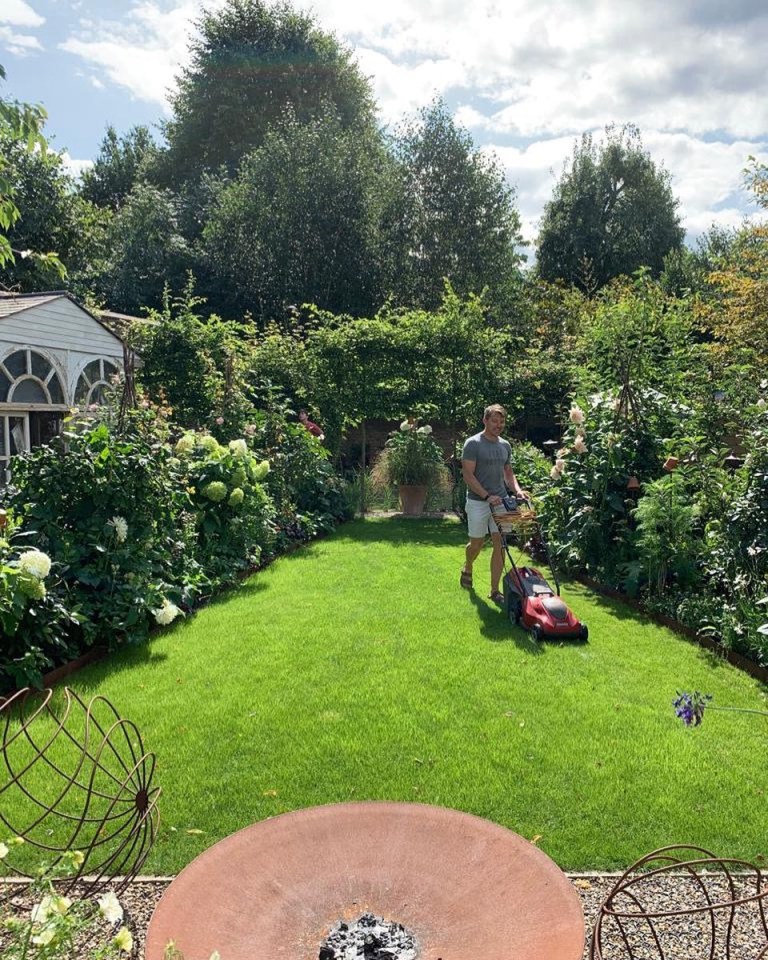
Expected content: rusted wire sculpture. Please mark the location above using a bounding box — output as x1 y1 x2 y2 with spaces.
590 844 768 959
0 687 160 896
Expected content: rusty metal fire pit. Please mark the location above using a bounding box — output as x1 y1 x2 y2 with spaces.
146 802 584 960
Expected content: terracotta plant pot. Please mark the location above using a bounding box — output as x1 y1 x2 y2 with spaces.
398 484 428 516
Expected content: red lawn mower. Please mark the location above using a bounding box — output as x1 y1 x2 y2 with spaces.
492 496 588 642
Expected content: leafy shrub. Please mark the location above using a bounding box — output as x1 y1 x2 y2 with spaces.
371 421 451 491
174 431 276 578
633 472 701 594
5 412 199 658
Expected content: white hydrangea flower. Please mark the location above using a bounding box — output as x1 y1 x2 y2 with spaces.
153 599 182 626
228 438 248 458
416 425 432 435
18 549 51 580
569 406 585 424
110 516 128 543
399 420 413 431
98 891 124 925
174 433 196 456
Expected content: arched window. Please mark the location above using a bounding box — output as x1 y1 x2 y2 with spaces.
0 349 65 405
75 358 120 406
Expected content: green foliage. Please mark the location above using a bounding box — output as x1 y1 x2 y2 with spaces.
201 110 386 320
370 422 450 491
162 0 375 183
540 396 663 583
0 127 100 290
0 847 133 959
96 182 190 314
633 473 700 594
5 412 201 659
537 124 684 291
174 431 276 579
579 269 704 416
385 98 524 311
79 124 159 211
0 518 79 689
136 283 255 430
0 63 54 272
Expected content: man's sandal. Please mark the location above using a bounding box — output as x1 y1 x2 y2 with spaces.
460 569 473 589
488 590 505 605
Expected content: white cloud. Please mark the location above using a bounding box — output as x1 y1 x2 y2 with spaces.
60 1 206 107
54 0 768 245
59 151 93 180
0 25 43 56
0 1 44 28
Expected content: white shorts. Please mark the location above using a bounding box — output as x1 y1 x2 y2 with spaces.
466 498 500 538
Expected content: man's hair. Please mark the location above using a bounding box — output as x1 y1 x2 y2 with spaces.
483 403 506 420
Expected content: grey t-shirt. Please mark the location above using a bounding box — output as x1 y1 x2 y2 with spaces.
462 432 512 501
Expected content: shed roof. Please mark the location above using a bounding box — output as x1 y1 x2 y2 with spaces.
0 291 63 318
0 291 127 346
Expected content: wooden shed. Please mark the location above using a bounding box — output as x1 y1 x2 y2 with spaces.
0 291 125 471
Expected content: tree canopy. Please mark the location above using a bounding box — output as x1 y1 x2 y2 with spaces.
161 0 376 184
201 110 387 321
537 124 684 292
80 124 158 211
385 99 525 312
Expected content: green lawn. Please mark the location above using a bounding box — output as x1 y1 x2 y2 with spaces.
6 518 767 874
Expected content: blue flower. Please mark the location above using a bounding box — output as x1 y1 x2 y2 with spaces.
673 690 712 726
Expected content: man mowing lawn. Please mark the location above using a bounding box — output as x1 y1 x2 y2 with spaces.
460 403 528 604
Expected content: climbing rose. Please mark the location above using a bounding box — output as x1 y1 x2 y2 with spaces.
569 406 585 424
555 458 566 471
417 425 433 435
574 437 588 454
550 466 561 480
400 420 413 431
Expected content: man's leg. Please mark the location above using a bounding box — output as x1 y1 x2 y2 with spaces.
464 536 486 578
489 532 504 596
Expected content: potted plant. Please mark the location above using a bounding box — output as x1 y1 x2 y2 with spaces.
371 419 451 515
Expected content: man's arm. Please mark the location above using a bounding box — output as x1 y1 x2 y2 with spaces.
504 464 527 499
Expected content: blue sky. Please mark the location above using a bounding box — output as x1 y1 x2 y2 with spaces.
3 0 768 246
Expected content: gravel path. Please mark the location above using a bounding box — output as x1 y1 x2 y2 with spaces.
3 874 767 959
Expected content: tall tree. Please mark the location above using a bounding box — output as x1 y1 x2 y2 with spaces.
161 0 375 184
0 63 64 279
79 124 158 211
96 183 191 315
0 126 108 293
384 98 524 312
537 124 684 292
701 158 768 363
201 111 386 322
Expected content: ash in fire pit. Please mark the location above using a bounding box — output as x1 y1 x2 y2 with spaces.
319 913 418 960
